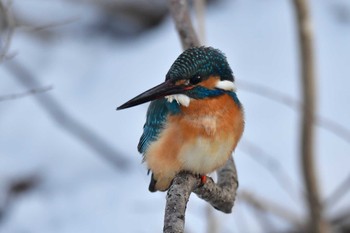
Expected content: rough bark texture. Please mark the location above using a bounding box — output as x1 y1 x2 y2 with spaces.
293 0 329 232
163 172 198 233
164 1 239 232
194 157 238 213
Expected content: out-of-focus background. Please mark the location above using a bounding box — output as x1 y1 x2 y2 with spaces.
0 0 349 232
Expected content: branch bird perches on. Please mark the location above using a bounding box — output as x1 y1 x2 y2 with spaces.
164 1 239 232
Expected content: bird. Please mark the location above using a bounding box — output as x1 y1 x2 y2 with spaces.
117 46 244 192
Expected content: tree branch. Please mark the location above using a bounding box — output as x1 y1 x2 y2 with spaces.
0 86 52 102
239 190 304 229
240 139 302 202
0 0 15 63
3 60 129 170
292 0 329 232
238 80 350 148
164 1 239 232
168 0 200 50
194 156 238 213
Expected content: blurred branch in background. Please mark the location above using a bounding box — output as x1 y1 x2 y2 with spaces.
326 173 350 210
0 0 15 63
168 0 200 50
239 80 350 213
293 0 329 232
238 80 350 146
194 0 206 45
240 139 302 202
3 60 130 170
67 0 168 38
0 86 52 102
0 174 40 223
239 190 304 230
330 206 350 233
1 0 130 171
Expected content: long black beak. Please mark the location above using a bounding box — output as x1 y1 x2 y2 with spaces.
117 80 186 110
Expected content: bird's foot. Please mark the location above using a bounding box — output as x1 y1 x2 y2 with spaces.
201 175 207 185
195 174 208 188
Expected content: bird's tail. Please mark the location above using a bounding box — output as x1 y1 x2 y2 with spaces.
149 173 157 192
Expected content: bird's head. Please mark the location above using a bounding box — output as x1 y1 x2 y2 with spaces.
117 46 236 110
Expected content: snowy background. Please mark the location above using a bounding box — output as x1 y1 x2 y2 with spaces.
0 0 349 232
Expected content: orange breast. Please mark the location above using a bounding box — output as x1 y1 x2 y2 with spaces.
173 94 244 173
145 93 244 187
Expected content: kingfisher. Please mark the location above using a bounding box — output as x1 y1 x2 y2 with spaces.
117 46 244 192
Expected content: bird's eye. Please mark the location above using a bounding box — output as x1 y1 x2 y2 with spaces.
189 75 202 85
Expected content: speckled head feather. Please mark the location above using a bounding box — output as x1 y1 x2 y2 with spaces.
166 46 234 82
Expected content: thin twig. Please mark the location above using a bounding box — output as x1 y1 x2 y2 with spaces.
293 0 329 232
238 80 299 109
240 139 302 202
238 80 350 145
21 17 79 32
239 190 304 229
3 60 129 170
330 205 350 230
325 173 350 209
0 0 15 63
0 86 52 102
239 80 350 211
0 174 40 223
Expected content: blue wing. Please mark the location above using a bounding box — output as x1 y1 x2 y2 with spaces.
138 99 170 154
138 98 181 154
227 91 242 107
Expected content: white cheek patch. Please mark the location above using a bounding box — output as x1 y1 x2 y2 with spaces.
165 94 191 107
215 80 236 91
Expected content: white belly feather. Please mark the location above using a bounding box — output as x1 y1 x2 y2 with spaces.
179 134 234 174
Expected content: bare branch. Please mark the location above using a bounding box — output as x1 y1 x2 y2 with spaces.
3 60 129 170
164 157 239 232
330 206 350 230
164 172 198 233
168 0 200 50
238 80 350 146
194 156 238 213
0 86 52 102
194 0 206 45
240 139 302 202
325 173 350 209
239 190 304 229
0 0 15 63
292 0 329 232
0 174 40 223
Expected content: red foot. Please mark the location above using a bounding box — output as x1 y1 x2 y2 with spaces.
200 175 207 185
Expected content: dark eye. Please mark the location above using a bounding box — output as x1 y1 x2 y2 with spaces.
189 75 202 85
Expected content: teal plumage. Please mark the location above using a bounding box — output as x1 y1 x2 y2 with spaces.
166 46 234 82
117 46 244 192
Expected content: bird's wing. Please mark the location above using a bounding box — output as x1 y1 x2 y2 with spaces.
227 91 242 107
138 99 169 154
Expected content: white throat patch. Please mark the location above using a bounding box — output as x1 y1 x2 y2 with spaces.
215 80 236 91
165 94 190 107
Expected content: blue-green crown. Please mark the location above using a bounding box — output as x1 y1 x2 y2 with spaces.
166 46 234 82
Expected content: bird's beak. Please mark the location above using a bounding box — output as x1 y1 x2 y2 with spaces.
117 79 187 110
